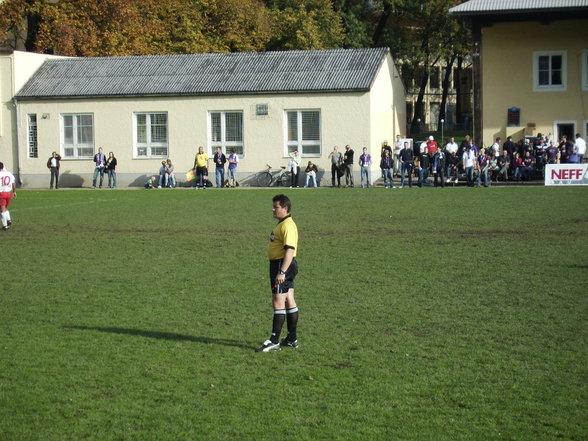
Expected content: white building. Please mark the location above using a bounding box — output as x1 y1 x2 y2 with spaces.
1 47 405 187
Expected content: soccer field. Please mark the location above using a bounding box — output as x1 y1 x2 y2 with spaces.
1 187 587 441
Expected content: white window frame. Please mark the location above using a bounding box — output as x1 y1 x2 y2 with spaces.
60 113 94 158
27 114 38 158
208 111 244 156
553 120 576 141
582 50 588 91
284 109 321 157
533 51 567 91
133 112 168 158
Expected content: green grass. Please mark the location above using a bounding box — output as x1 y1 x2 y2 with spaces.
1 187 587 441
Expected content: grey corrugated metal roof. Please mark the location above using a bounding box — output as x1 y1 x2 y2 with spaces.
15 47 390 100
450 0 588 14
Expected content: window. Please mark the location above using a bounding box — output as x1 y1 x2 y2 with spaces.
134 113 168 157
533 51 566 91
430 67 440 89
27 114 38 158
209 111 243 155
285 110 321 156
61 114 94 158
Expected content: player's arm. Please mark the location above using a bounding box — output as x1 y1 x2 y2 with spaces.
11 182 17 199
275 247 294 284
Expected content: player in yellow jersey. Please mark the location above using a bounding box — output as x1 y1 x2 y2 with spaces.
193 146 210 189
256 194 300 352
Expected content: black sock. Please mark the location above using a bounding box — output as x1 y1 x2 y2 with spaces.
271 310 286 343
286 307 299 341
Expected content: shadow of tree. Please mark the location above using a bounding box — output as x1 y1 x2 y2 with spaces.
64 325 250 350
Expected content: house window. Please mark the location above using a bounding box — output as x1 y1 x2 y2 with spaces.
430 67 440 89
27 114 38 158
533 51 566 91
134 113 168 157
285 110 321 156
61 114 94 158
209 111 243 155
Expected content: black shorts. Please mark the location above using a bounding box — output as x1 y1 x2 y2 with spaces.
196 166 208 177
269 258 298 294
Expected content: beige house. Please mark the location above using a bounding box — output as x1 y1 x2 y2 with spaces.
1 47 405 187
450 0 588 147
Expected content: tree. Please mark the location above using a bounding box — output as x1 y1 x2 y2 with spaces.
367 0 471 133
265 0 345 50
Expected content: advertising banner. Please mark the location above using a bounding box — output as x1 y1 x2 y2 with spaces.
545 164 588 186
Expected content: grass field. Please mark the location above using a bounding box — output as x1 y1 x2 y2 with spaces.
1 187 587 441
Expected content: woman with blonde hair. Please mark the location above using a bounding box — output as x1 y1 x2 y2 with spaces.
165 159 176 188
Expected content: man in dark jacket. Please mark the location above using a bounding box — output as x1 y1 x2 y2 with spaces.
433 146 446 187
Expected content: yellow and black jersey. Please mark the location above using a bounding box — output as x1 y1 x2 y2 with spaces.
268 215 298 260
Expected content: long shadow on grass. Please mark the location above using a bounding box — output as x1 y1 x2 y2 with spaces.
64 326 250 350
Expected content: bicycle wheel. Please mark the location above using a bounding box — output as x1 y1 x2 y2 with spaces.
280 171 291 186
257 172 272 187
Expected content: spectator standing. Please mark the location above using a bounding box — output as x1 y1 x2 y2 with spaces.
105 151 117 188
359 147 372 188
433 146 446 187
426 135 438 155
227 149 239 187
546 141 560 164
328 146 343 188
459 135 471 161
491 137 501 158
503 136 516 157
463 144 477 187
417 146 429 187
92 147 107 188
158 160 167 188
399 141 414 188
0 162 16 230
393 135 403 175
288 150 301 188
343 145 355 187
47 151 61 189
575 133 586 163
213 147 227 188
476 148 489 187
447 151 459 183
380 150 394 188
193 146 210 189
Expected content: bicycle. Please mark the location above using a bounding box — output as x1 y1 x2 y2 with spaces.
257 164 290 187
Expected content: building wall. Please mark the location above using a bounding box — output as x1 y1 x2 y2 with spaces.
481 19 588 147
369 53 406 152
0 51 63 176
16 90 378 187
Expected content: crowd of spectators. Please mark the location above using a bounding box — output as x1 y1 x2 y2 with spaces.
386 132 586 188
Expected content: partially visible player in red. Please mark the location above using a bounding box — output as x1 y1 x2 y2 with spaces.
0 162 17 231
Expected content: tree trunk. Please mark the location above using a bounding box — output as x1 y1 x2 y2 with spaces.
455 56 463 125
410 70 429 135
371 0 392 46
438 55 456 128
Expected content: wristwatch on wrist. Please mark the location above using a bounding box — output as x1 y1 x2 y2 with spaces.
279 270 286 275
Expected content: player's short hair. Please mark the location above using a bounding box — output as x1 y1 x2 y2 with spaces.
0 162 4 170
273 194 291 213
